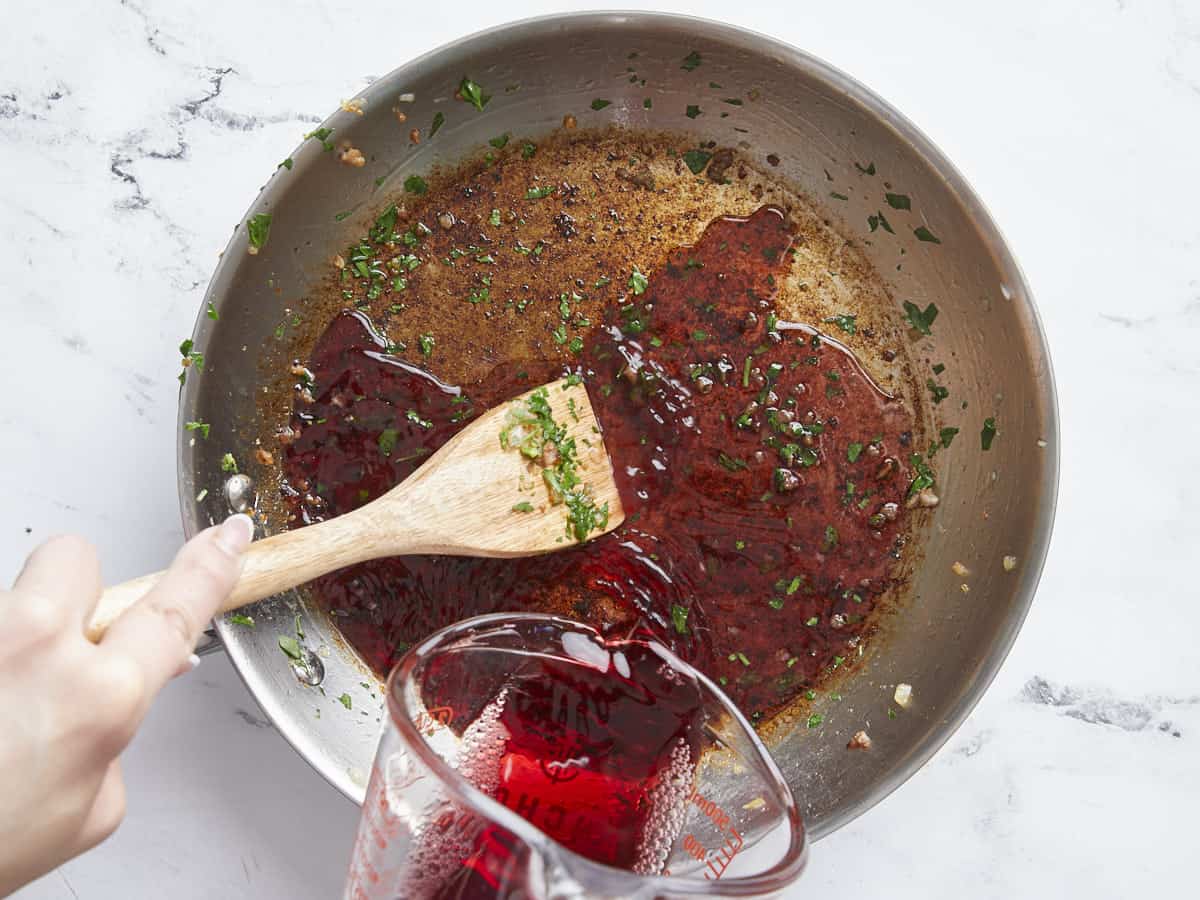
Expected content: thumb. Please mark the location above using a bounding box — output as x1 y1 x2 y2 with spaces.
100 514 255 700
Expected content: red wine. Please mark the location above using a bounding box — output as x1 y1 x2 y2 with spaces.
426 637 705 898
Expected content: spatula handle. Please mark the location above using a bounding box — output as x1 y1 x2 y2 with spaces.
85 512 376 642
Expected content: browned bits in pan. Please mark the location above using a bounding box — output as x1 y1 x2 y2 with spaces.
338 143 366 167
706 148 735 183
847 730 872 750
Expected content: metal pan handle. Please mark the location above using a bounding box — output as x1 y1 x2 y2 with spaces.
195 625 224 657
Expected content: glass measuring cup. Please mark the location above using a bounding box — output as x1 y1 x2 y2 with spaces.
343 613 807 898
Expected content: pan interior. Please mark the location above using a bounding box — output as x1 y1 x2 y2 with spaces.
182 13 1057 839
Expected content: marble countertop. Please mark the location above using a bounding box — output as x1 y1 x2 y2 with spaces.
3 0 1194 896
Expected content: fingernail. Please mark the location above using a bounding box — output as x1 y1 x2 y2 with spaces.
216 513 255 555
173 652 202 679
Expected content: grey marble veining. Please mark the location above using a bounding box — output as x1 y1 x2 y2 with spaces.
2 0 1194 897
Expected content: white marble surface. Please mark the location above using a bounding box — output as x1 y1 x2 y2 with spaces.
2 0 1195 896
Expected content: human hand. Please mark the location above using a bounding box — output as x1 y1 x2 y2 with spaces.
0 514 254 896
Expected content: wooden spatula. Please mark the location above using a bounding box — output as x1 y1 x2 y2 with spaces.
86 378 624 641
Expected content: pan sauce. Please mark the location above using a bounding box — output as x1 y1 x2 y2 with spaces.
267 129 928 723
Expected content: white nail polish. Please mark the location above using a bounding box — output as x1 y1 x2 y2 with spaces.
216 513 255 554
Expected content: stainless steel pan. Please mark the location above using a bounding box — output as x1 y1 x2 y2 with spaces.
181 11 1058 840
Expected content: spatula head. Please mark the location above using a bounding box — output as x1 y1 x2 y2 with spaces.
370 378 625 557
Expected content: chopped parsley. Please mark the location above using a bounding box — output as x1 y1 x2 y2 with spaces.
278 157 294 170
378 428 399 456
278 635 302 660
185 420 210 439
823 313 856 335
729 652 750 667
908 453 936 497
338 693 353 710
488 133 510 148
717 452 748 472
458 77 490 110
643 97 652 109
681 51 702 71
406 409 432 429
229 613 255 627
512 501 534 513
685 104 702 119
206 301 219 320
628 266 648 295
847 442 864 463
430 111 445 135
304 127 335 151
868 211 894 234
247 213 272 252
885 192 911 210
525 185 555 200
404 175 428 195
823 524 839 551
939 426 960 448
682 149 712 174
902 300 939 335
932 362 946 375
914 225 941 244
521 141 536 159
489 208 502 226
499 387 609 542
418 333 435 357
671 604 689 635
807 713 823 728
830 191 849 201
854 161 876 175
590 98 611 110
981 417 997 450
220 452 237 473
926 378 949 404
369 205 398 242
